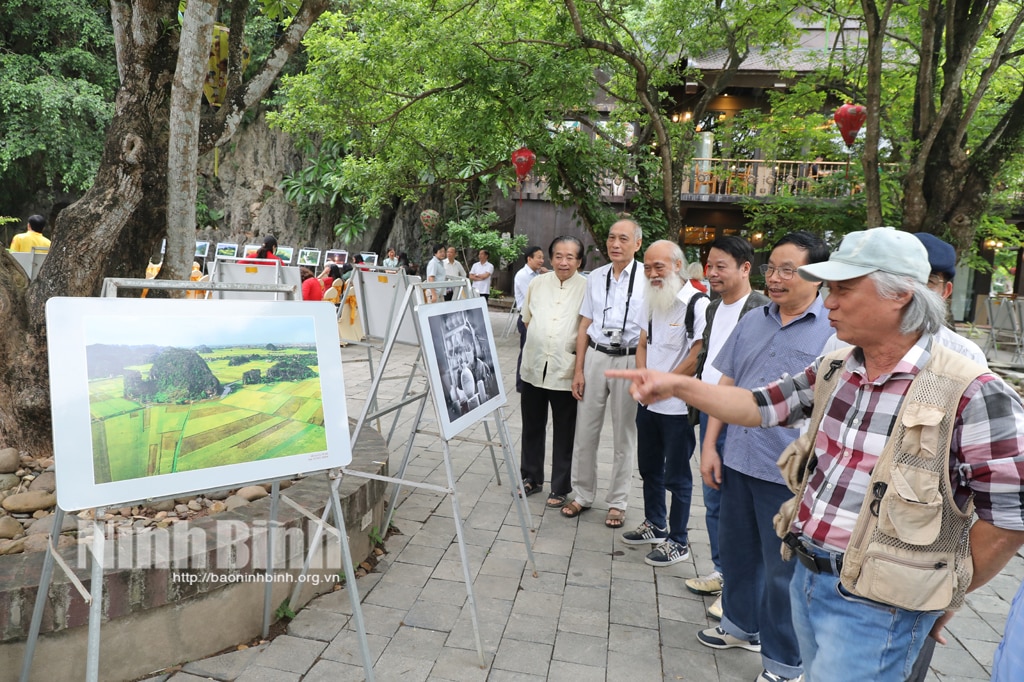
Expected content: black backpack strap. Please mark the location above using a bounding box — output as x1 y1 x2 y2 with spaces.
685 292 709 339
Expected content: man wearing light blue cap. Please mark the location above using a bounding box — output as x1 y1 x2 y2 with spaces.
606 226 1024 681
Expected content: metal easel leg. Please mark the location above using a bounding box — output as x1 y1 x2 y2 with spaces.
263 481 280 638
382 392 429 536
494 408 538 572
85 512 106 682
328 471 375 681
441 439 485 666
19 507 65 682
481 418 502 486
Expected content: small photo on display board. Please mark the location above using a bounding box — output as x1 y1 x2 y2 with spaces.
417 297 505 440
276 246 294 264
298 249 321 267
243 244 261 258
46 298 351 510
324 250 348 266
195 241 210 258
216 243 239 259
361 252 378 266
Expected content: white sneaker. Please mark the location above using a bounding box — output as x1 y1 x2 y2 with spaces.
756 671 803 682
686 570 723 595
707 595 722 620
697 625 761 652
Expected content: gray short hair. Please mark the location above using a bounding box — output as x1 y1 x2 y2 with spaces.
869 271 947 335
648 239 686 269
614 218 643 242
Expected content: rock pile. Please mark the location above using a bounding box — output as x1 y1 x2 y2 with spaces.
0 447 296 556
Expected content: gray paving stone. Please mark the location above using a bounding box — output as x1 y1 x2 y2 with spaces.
384 624 449 661
517 569 565 595
512 588 563 616
491 638 552 677
370 653 433 682
180 642 268 679
363 583 422 610
562 584 610 610
479 554 526 578
425 645 494 682
287 607 349 641
610 596 660 628
502 611 558 644
552 630 608 665
252 635 326 674
417 577 469 605
556 605 609 638
402 599 462 631
319 631 389 666
394 542 446 567
301 659 366 682
343 602 406 638
930 639 992 678
233 666 302 682
549 659 608 679
611 576 658 604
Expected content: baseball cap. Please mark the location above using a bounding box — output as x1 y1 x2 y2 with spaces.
798 227 930 285
915 233 957 281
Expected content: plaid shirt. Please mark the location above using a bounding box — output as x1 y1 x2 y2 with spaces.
752 334 1024 552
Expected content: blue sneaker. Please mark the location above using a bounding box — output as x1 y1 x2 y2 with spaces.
621 519 668 545
644 540 690 566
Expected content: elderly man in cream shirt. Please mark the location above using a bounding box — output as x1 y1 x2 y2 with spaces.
518 236 588 508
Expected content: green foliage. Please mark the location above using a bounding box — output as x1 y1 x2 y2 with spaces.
738 194 866 251
0 0 117 205
445 212 527 268
274 597 297 620
368 526 384 547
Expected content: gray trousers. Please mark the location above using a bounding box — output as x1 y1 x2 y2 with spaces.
569 346 638 510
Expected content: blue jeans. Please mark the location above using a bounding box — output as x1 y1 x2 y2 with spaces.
993 579 1024 681
698 412 726 573
790 550 941 681
636 405 696 545
719 467 801 679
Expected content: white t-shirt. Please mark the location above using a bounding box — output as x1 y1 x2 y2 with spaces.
642 282 710 415
470 261 494 295
702 294 751 386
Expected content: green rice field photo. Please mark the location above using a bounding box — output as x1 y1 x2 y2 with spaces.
85 316 327 483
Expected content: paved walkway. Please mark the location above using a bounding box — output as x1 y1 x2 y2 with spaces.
157 311 1021 681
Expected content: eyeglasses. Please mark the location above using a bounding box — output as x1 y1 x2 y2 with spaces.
760 264 798 280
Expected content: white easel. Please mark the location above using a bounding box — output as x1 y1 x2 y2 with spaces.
21 279 375 682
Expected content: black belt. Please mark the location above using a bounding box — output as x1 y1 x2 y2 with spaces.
784 532 843 575
588 338 637 356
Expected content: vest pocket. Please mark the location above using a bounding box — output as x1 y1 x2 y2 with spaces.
901 403 945 458
877 463 943 545
855 545 954 611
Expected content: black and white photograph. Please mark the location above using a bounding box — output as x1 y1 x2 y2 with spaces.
417 297 506 440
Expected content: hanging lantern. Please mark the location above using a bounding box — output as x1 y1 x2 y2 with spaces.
511 147 536 181
511 147 536 205
834 103 867 147
420 209 440 229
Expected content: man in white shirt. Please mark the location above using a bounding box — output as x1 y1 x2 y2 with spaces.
562 218 646 529
444 247 468 300
469 249 495 299
622 240 709 566
519 237 587 507
425 244 447 303
685 236 768 617
514 245 547 392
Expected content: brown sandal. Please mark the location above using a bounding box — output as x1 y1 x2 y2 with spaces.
561 500 590 518
605 508 626 528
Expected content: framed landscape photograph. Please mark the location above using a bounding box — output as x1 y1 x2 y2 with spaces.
360 252 378 266
298 249 321 267
46 298 351 510
216 243 238 259
243 244 261 258
195 241 211 258
276 246 295 264
324 250 348 266
416 297 506 440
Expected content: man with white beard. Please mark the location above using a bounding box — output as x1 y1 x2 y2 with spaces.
621 240 709 565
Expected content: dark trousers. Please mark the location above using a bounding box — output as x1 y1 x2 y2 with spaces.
636 405 696 545
515 316 526 393
520 381 576 496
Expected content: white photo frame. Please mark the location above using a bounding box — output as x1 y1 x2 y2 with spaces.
243 243 261 258
195 241 210 258
417 297 506 440
276 246 295 264
298 248 321 267
325 249 348 266
46 298 351 510
216 243 238 259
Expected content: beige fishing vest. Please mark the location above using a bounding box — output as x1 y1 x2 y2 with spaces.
776 344 984 612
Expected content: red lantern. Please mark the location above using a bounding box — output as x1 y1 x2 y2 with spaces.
834 103 867 147
511 147 536 206
511 147 536 181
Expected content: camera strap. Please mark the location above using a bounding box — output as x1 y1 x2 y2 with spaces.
603 261 637 336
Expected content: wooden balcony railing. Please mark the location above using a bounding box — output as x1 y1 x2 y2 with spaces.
514 158 885 203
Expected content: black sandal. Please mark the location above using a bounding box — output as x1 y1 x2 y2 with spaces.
546 494 567 509
520 479 541 497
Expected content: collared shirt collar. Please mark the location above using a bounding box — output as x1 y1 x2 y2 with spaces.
846 332 932 383
764 292 827 325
